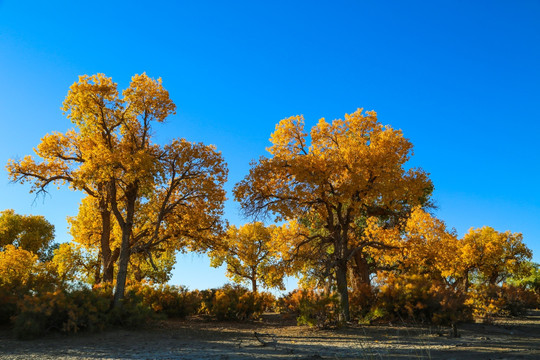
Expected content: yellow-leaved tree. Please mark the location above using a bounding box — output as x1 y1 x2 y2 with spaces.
7 73 228 307
0 209 56 262
458 226 532 292
209 222 287 292
234 109 433 320
65 194 177 285
399 207 460 279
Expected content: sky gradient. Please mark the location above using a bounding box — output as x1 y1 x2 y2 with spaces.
1 1 539 292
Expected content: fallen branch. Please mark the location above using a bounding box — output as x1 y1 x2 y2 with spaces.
253 332 277 347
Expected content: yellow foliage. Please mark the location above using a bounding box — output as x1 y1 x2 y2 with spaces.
234 108 433 320
0 245 39 293
210 222 287 291
0 210 55 261
401 208 460 278
7 73 228 304
459 226 531 286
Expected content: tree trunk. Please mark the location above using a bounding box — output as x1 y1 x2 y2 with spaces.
100 207 115 283
105 248 120 283
352 252 372 292
94 250 102 284
251 277 257 293
134 264 143 282
113 185 137 308
488 273 499 287
462 269 470 293
113 226 132 307
250 266 258 293
335 261 350 322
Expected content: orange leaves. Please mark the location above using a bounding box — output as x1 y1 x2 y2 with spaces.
62 74 121 137
148 139 228 255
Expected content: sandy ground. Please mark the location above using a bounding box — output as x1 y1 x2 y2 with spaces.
0 311 539 359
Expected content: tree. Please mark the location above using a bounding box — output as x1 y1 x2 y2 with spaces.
508 261 540 294
6 108 117 283
0 210 56 262
458 226 532 291
209 222 287 292
234 109 432 320
7 73 228 306
66 195 119 284
0 245 41 294
66 195 177 285
398 207 460 280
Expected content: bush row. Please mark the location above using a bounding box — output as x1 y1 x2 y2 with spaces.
133 283 275 321
3 280 538 338
2 283 276 339
275 279 539 328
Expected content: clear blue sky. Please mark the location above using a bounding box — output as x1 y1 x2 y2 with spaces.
1 1 539 292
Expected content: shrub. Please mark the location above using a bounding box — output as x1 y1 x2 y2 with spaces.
275 289 305 316
297 291 340 328
0 288 17 325
377 273 471 325
468 283 539 319
349 283 377 321
12 284 154 339
498 284 538 316
13 288 110 339
129 283 201 319
0 245 59 325
278 289 341 328
357 306 388 325
200 284 275 321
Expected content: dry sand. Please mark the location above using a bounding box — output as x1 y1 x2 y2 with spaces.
1 311 539 359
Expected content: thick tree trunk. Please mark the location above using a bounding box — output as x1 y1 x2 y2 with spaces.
335 261 350 322
113 185 137 308
488 273 499 287
105 248 120 283
100 208 115 283
113 227 132 307
250 266 258 293
352 252 372 292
